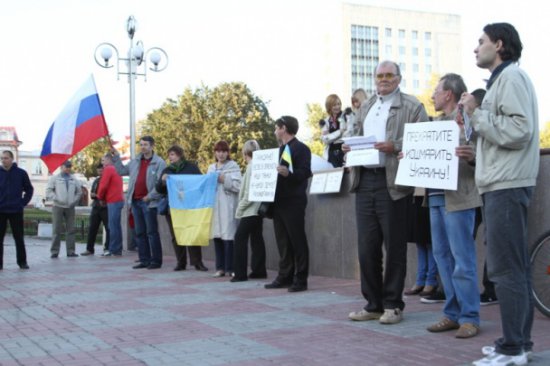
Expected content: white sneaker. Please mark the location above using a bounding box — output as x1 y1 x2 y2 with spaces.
481 346 532 362
212 270 225 278
379 308 403 324
473 350 528 366
348 309 383 321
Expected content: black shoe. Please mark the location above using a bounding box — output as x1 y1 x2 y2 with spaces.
264 280 292 289
480 293 498 306
288 283 308 292
133 263 149 269
80 251 94 256
194 263 208 271
249 272 268 279
174 264 187 271
51 254 59 259
420 291 446 304
230 277 248 282
19 263 30 270
67 253 79 257
147 263 161 270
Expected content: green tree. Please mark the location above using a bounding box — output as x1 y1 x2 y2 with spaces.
416 73 440 118
140 82 277 172
304 103 326 156
72 137 113 178
540 121 550 148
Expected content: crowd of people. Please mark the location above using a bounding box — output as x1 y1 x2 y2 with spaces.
0 22 538 366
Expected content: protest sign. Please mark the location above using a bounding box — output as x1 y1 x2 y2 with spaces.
309 168 344 194
395 121 459 190
249 148 279 202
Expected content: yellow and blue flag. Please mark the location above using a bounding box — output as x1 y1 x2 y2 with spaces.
166 173 218 246
281 144 293 173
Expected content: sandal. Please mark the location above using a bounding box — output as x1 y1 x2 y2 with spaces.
455 323 479 338
427 318 460 332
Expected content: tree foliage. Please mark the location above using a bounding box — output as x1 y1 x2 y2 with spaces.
415 73 439 118
139 82 277 172
72 137 113 178
304 103 326 157
540 121 550 148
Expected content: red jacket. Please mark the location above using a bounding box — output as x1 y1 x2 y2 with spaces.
97 165 124 204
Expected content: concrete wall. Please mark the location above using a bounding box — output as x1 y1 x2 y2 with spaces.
139 150 550 288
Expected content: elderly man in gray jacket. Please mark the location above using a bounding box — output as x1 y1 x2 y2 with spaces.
111 136 166 269
46 160 82 258
345 60 428 325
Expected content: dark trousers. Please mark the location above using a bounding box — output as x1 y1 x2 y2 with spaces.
355 169 409 312
233 215 266 280
165 215 202 267
273 201 309 285
0 212 27 268
214 238 234 272
475 207 496 296
86 206 109 253
483 188 534 355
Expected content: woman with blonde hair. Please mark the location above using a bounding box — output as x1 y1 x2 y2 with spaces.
231 140 267 282
320 94 347 167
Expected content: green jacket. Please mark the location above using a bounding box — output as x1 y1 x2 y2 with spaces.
235 163 260 219
471 64 539 194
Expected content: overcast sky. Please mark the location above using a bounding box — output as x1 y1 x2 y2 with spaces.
1 0 547 151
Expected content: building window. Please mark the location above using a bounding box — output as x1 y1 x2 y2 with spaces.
399 46 406 56
413 80 420 89
351 24 380 96
385 28 392 37
412 47 418 56
425 64 432 74
413 63 419 72
425 32 432 41
399 29 406 38
425 48 432 57
399 62 406 72
385 44 392 56
412 30 418 40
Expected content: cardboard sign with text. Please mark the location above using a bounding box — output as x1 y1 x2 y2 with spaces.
249 148 279 202
396 121 459 190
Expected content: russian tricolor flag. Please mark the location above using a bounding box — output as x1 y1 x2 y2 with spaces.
40 75 109 173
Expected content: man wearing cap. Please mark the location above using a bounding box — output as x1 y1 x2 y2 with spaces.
46 160 82 258
0 150 34 269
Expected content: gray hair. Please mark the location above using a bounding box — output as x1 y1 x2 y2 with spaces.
242 140 261 158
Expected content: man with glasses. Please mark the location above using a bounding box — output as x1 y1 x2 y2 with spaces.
460 23 539 366
0 150 33 269
344 60 428 324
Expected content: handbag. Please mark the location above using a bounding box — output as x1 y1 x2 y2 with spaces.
257 202 273 219
158 196 169 216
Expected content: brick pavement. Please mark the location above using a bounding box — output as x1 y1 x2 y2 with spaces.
0 237 548 366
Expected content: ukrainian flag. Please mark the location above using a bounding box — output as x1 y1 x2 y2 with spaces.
281 144 293 173
166 173 218 246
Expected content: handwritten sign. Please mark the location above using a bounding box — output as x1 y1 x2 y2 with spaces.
309 168 344 194
249 148 279 202
395 121 459 190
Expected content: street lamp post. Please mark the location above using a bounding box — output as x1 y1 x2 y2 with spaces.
94 15 168 159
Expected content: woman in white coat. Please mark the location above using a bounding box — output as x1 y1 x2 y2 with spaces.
207 140 242 277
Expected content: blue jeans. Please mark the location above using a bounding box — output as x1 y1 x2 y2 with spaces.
213 238 233 272
107 201 124 255
415 244 438 287
430 196 479 325
483 188 534 356
131 200 162 266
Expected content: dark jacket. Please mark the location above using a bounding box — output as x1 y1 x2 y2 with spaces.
155 160 202 195
275 137 312 206
0 163 34 213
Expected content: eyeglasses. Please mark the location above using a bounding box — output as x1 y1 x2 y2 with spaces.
376 73 397 81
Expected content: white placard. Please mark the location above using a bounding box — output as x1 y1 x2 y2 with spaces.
249 148 279 202
396 121 459 190
309 168 344 194
345 149 380 167
309 173 327 194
